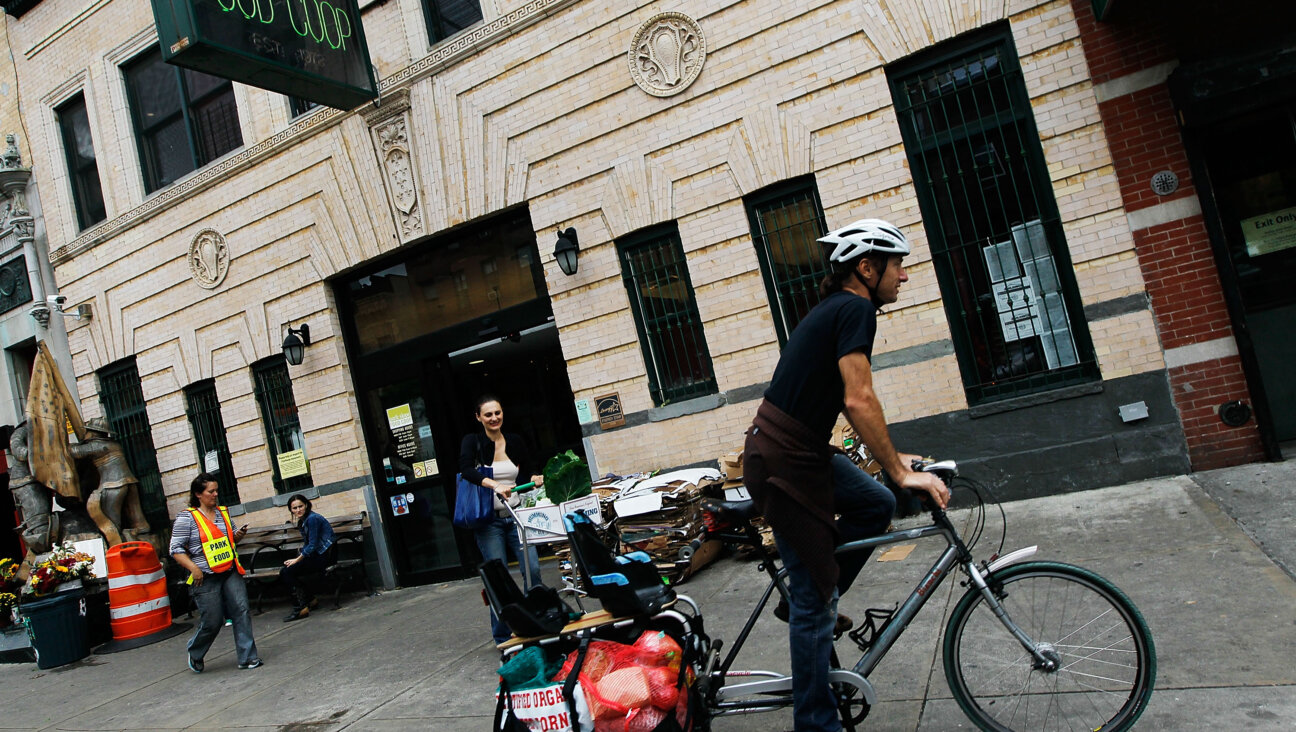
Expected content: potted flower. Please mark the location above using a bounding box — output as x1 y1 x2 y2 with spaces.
23 543 97 598
0 591 16 629
1 557 24 630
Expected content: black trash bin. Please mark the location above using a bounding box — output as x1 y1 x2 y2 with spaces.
21 588 89 669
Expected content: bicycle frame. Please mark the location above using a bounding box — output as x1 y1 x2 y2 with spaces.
706 507 1045 718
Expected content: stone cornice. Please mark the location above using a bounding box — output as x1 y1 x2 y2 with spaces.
50 0 582 266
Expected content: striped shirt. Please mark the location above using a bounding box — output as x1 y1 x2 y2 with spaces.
168 509 235 574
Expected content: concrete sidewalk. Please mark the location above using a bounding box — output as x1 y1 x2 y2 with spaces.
2 463 1294 731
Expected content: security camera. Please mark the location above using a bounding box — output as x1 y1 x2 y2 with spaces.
46 294 67 307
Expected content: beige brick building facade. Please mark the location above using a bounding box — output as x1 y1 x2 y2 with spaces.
5 0 1191 584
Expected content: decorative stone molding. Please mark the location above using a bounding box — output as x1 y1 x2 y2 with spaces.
188 228 230 289
726 107 813 195
601 158 673 240
50 0 583 265
368 89 425 242
628 12 707 97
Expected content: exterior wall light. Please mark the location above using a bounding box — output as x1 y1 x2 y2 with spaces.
554 227 579 276
283 323 311 366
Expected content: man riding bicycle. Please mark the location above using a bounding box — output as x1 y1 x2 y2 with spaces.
743 217 950 731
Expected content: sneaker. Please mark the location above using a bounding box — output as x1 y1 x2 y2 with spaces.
282 606 309 623
773 598 854 636
187 656 204 674
238 658 264 670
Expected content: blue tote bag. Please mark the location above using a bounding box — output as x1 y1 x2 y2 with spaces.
453 465 494 529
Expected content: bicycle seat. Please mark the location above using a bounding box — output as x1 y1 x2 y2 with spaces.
701 497 760 524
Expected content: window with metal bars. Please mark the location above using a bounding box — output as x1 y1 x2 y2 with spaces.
183 379 240 506
887 25 1099 405
123 47 243 194
745 177 830 346
288 96 318 118
617 224 717 406
423 0 482 43
252 357 312 495
97 359 169 536
55 94 107 231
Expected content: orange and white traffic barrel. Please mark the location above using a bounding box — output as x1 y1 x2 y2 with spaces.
105 542 172 641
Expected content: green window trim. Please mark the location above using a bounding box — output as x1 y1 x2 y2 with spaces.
887 23 1100 405
744 176 830 346
252 357 313 496
422 0 483 44
617 223 718 407
184 379 240 506
55 94 107 231
97 358 168 535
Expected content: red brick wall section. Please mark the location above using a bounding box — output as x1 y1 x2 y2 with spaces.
1071 0 1266 469
1132 216 1231 351
1170 356 1265 470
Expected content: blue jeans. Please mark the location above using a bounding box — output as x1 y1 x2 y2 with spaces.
187 570 259 666
778 454 896 731
474 515 542 643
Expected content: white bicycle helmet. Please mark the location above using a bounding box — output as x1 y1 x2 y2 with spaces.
817 219 911 263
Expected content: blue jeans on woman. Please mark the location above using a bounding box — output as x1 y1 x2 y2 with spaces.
778 453 896 731
187 570 259 667
474 515 542 644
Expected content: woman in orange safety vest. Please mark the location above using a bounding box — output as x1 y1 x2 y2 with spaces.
169 472 263 672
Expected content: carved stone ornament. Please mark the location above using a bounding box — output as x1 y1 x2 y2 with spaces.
188 228 230 289
376 117 423 237
628 12 707 98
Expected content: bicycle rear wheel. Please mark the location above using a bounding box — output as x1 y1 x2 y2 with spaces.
943 561 1155 732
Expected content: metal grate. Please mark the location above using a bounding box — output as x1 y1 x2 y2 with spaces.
746 177 830 345
184 380 240 506
889 28 1099 404
97 359 169 535
252 358 313 495
618 225 717 406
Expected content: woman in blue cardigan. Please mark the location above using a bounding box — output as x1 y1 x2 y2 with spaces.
280 494 335 622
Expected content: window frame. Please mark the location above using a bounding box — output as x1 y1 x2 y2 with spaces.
616 223 718 407
183 378 241 506
251 357 313 495
744 176 830 346
887 24 1100 405
421 0 483 44
54 93 107 231
122 47 243 194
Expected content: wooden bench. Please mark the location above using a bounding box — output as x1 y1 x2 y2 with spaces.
236 512 374 613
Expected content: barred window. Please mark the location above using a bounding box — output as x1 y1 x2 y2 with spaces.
97 359 168 533
184 380 240 506
252 358 312 495
888 25 1098 404
123 47 243 193
745 177 830 345
423 0 482 43
617 224 717 406
55 94 107 231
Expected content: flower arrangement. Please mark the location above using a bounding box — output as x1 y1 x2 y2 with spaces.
24 543 96 598
0 557 22 627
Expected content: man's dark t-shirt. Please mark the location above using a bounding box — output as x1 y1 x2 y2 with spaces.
763 291 879 442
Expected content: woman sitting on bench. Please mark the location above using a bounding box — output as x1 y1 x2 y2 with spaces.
280 494 335 622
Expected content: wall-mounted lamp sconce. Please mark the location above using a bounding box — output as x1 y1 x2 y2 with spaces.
282 323 311 366
554 227 579 276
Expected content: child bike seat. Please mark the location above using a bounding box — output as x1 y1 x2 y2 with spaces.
564 511 675 617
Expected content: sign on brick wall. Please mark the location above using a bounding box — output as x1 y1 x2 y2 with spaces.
149 0 379 110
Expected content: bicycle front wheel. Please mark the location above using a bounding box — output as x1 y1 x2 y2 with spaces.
943 561 1155 732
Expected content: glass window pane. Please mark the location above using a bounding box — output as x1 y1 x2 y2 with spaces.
56 95 107 229
746 179 829 344
145 118 196 190
437 0 482 33
126 52 182 129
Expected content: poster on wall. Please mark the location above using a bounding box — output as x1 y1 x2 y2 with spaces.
1241 205 1296 257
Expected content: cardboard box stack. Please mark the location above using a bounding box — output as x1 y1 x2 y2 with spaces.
611 468 726 584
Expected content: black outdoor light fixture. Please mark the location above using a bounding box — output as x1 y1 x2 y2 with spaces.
282 323 311 366
554 227 580 276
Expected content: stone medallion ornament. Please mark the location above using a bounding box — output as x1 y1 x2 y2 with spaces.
629 12 706 97
189 228 230 289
